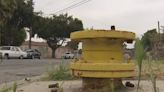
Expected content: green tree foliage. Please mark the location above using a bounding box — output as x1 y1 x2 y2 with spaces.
0 0 33 46
0 0 17 25
1 28 26 46
0 0 17 45
31 12 45 36
33 14 83 58
141 29 157 51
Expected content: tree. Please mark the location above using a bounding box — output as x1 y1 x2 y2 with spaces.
0 0 17 25
0 0 17 45
141 29 157 51
66 41 79 50
1 27 26 46
0 0 33 46
33 14 83 58
24 0 33 49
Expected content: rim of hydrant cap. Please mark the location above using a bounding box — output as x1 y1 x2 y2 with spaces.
71 30 135 40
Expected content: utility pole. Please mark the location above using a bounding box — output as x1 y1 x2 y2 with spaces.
0 26 2 63
157 21 161 42
158 21 160 33
29 27 32 49
0 26 1 46
29 0 33 49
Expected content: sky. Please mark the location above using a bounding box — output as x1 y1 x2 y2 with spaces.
33 0 164 36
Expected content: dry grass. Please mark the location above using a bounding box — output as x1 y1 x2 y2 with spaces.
0 82 17 92
41 60 74 81
141 60 164 80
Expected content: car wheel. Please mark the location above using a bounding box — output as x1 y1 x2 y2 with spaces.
19 55 24 59
4 54 9 59
31 56 35 59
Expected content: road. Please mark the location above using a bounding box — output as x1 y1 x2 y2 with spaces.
0 59 70 84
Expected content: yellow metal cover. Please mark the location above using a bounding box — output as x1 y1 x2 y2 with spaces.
70 30 136 78
71 30 135 40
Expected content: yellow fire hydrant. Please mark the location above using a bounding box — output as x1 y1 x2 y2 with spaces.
70 28 135 92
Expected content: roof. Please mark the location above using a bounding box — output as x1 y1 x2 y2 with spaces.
22 41 48 46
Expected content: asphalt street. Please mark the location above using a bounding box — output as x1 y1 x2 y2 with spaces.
0 59 71 84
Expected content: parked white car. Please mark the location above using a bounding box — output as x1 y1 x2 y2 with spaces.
0 46 27 59
62 52 74 59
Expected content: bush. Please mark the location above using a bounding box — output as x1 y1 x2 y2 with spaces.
0 82 17 92
43 61 74 81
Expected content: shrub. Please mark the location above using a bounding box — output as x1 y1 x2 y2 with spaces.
43 61 74 81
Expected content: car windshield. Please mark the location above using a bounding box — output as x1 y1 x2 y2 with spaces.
0 47 11 50
27 51 33 52
25 49 34 52
25 50 31 51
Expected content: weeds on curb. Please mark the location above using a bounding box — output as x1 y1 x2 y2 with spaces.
135 38 160 92
110 80 115 92
0 82 17 92
42 59 74 81
12 82 17 92
146 58 159 92
57 81 64 92
0 87 8 92
135 38 145 92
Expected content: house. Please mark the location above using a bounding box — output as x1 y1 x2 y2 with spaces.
21 41 79 59
21 41 52 58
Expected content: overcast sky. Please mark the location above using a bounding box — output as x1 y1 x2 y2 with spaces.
33 0 164 36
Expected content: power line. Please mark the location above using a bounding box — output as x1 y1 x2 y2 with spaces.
53 0 92 14
67 0 81 6
35 0 78 16
55 0 91 14
50 0 82 14
41 0 92 16
41 0 78 12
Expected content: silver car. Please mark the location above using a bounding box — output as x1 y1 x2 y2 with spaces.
0 46 27 59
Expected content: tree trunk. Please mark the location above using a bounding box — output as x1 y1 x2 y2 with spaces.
51 48 56 58
29 27 32 49
47 38 61 59
0 26 2 46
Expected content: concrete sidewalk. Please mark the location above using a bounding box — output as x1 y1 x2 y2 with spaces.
0 75 43 91
17 80 82 92
15 80 164 92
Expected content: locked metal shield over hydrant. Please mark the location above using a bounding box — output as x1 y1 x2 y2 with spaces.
70 28 135 92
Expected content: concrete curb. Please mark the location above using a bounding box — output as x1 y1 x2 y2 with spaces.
0 75 44 90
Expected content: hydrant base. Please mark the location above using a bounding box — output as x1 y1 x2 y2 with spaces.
82 78 124 92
